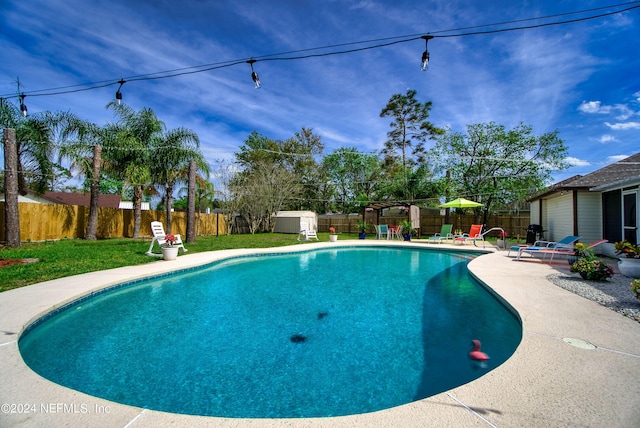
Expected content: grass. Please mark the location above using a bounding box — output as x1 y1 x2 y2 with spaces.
0 233 363 293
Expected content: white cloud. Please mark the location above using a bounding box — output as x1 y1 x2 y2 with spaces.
607 155 630 164
598 134 616 143
578 100 637 120
565 157 590 167
578 101 608 114
605 121 640 130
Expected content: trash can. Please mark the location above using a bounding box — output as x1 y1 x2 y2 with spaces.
526 224 543 244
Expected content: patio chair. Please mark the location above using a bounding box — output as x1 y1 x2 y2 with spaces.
508 235 581 261
375 224 390 240
389 225 403 240
146 221 187 256
297 221 319 241
428 224 453 244
454 224 484 246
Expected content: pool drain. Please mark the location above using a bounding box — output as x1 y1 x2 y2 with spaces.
563 337 596 349
290 334 307 343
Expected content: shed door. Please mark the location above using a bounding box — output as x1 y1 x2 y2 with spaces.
623 190 638 244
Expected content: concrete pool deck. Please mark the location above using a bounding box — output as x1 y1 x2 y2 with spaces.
1 240 639 427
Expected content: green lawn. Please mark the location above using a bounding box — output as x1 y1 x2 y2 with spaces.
0 233 364 292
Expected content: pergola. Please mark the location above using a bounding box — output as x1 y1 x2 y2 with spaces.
363 201 411 226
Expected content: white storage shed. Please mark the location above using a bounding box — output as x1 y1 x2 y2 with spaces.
274 211 318 234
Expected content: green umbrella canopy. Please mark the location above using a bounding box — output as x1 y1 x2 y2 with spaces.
439 198 483 208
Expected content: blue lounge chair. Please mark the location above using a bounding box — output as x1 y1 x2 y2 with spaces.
508 235 581 261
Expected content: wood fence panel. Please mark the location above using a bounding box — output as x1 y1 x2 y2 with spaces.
96 207 125 239
0 202 227 242
319 213 530 237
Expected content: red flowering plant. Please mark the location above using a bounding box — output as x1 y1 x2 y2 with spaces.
329 227 336 235
499 231 509 239
163 234 177 247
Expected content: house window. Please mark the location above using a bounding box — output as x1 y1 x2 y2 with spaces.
623 191 638 244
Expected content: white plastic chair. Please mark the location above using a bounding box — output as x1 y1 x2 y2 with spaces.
375 224 390 240
297 221 319 241
146 221 187 256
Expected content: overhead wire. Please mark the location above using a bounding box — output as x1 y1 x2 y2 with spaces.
1 1 638 100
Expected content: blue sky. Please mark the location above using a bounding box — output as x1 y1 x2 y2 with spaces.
1 0 639 184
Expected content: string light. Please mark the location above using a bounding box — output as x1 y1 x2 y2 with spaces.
420 35 433 71
19 93 27 117
246 60 261 89
115 79 126 104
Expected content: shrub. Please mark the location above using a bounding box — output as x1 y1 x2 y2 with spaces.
570 258 614 281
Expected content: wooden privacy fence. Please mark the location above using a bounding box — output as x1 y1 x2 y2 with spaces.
0 202 227 242
318 214 531 239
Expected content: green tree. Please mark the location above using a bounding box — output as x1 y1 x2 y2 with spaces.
149 126 207 233
234 128 324 214
379 89 444 202
380 89 443 170
58 119 107 240
103 102 160 238
430 121 569 223
0 100 78 194
322 148 382 213
234 159 299 233
281 128 324 211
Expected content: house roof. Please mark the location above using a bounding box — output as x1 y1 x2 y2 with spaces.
35 191 122 208
566 152 640 189
533 152 640 199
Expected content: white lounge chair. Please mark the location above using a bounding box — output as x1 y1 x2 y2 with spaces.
146 221 187 256
297 221 319 241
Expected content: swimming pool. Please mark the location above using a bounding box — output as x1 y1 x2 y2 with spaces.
19 246 522 418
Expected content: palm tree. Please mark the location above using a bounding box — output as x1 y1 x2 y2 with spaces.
58 119 107 240
104 102 160 238
178 174 215 236
1 100 78 194
149 127 208 233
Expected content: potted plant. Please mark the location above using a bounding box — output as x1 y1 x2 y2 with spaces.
496 230 508 249
570 257 614 281
329 227 338 242
631 279 640 300
614 240 640 278
400 220 413 241
356 220 367 239
567 242 593 265
162 234 179 261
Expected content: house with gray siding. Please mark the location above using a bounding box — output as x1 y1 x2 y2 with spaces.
529 152 640 253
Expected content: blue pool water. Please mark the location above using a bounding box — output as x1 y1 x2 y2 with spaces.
19 247 521 418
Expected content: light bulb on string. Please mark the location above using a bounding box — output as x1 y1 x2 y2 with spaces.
247 59 261 89
420 35 434 71
19 93 27 117
115 79 126 104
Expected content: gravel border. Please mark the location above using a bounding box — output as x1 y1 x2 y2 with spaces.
548 272 640 323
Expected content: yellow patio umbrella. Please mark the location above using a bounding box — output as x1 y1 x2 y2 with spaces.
439 198 484 209
439 198 484 231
